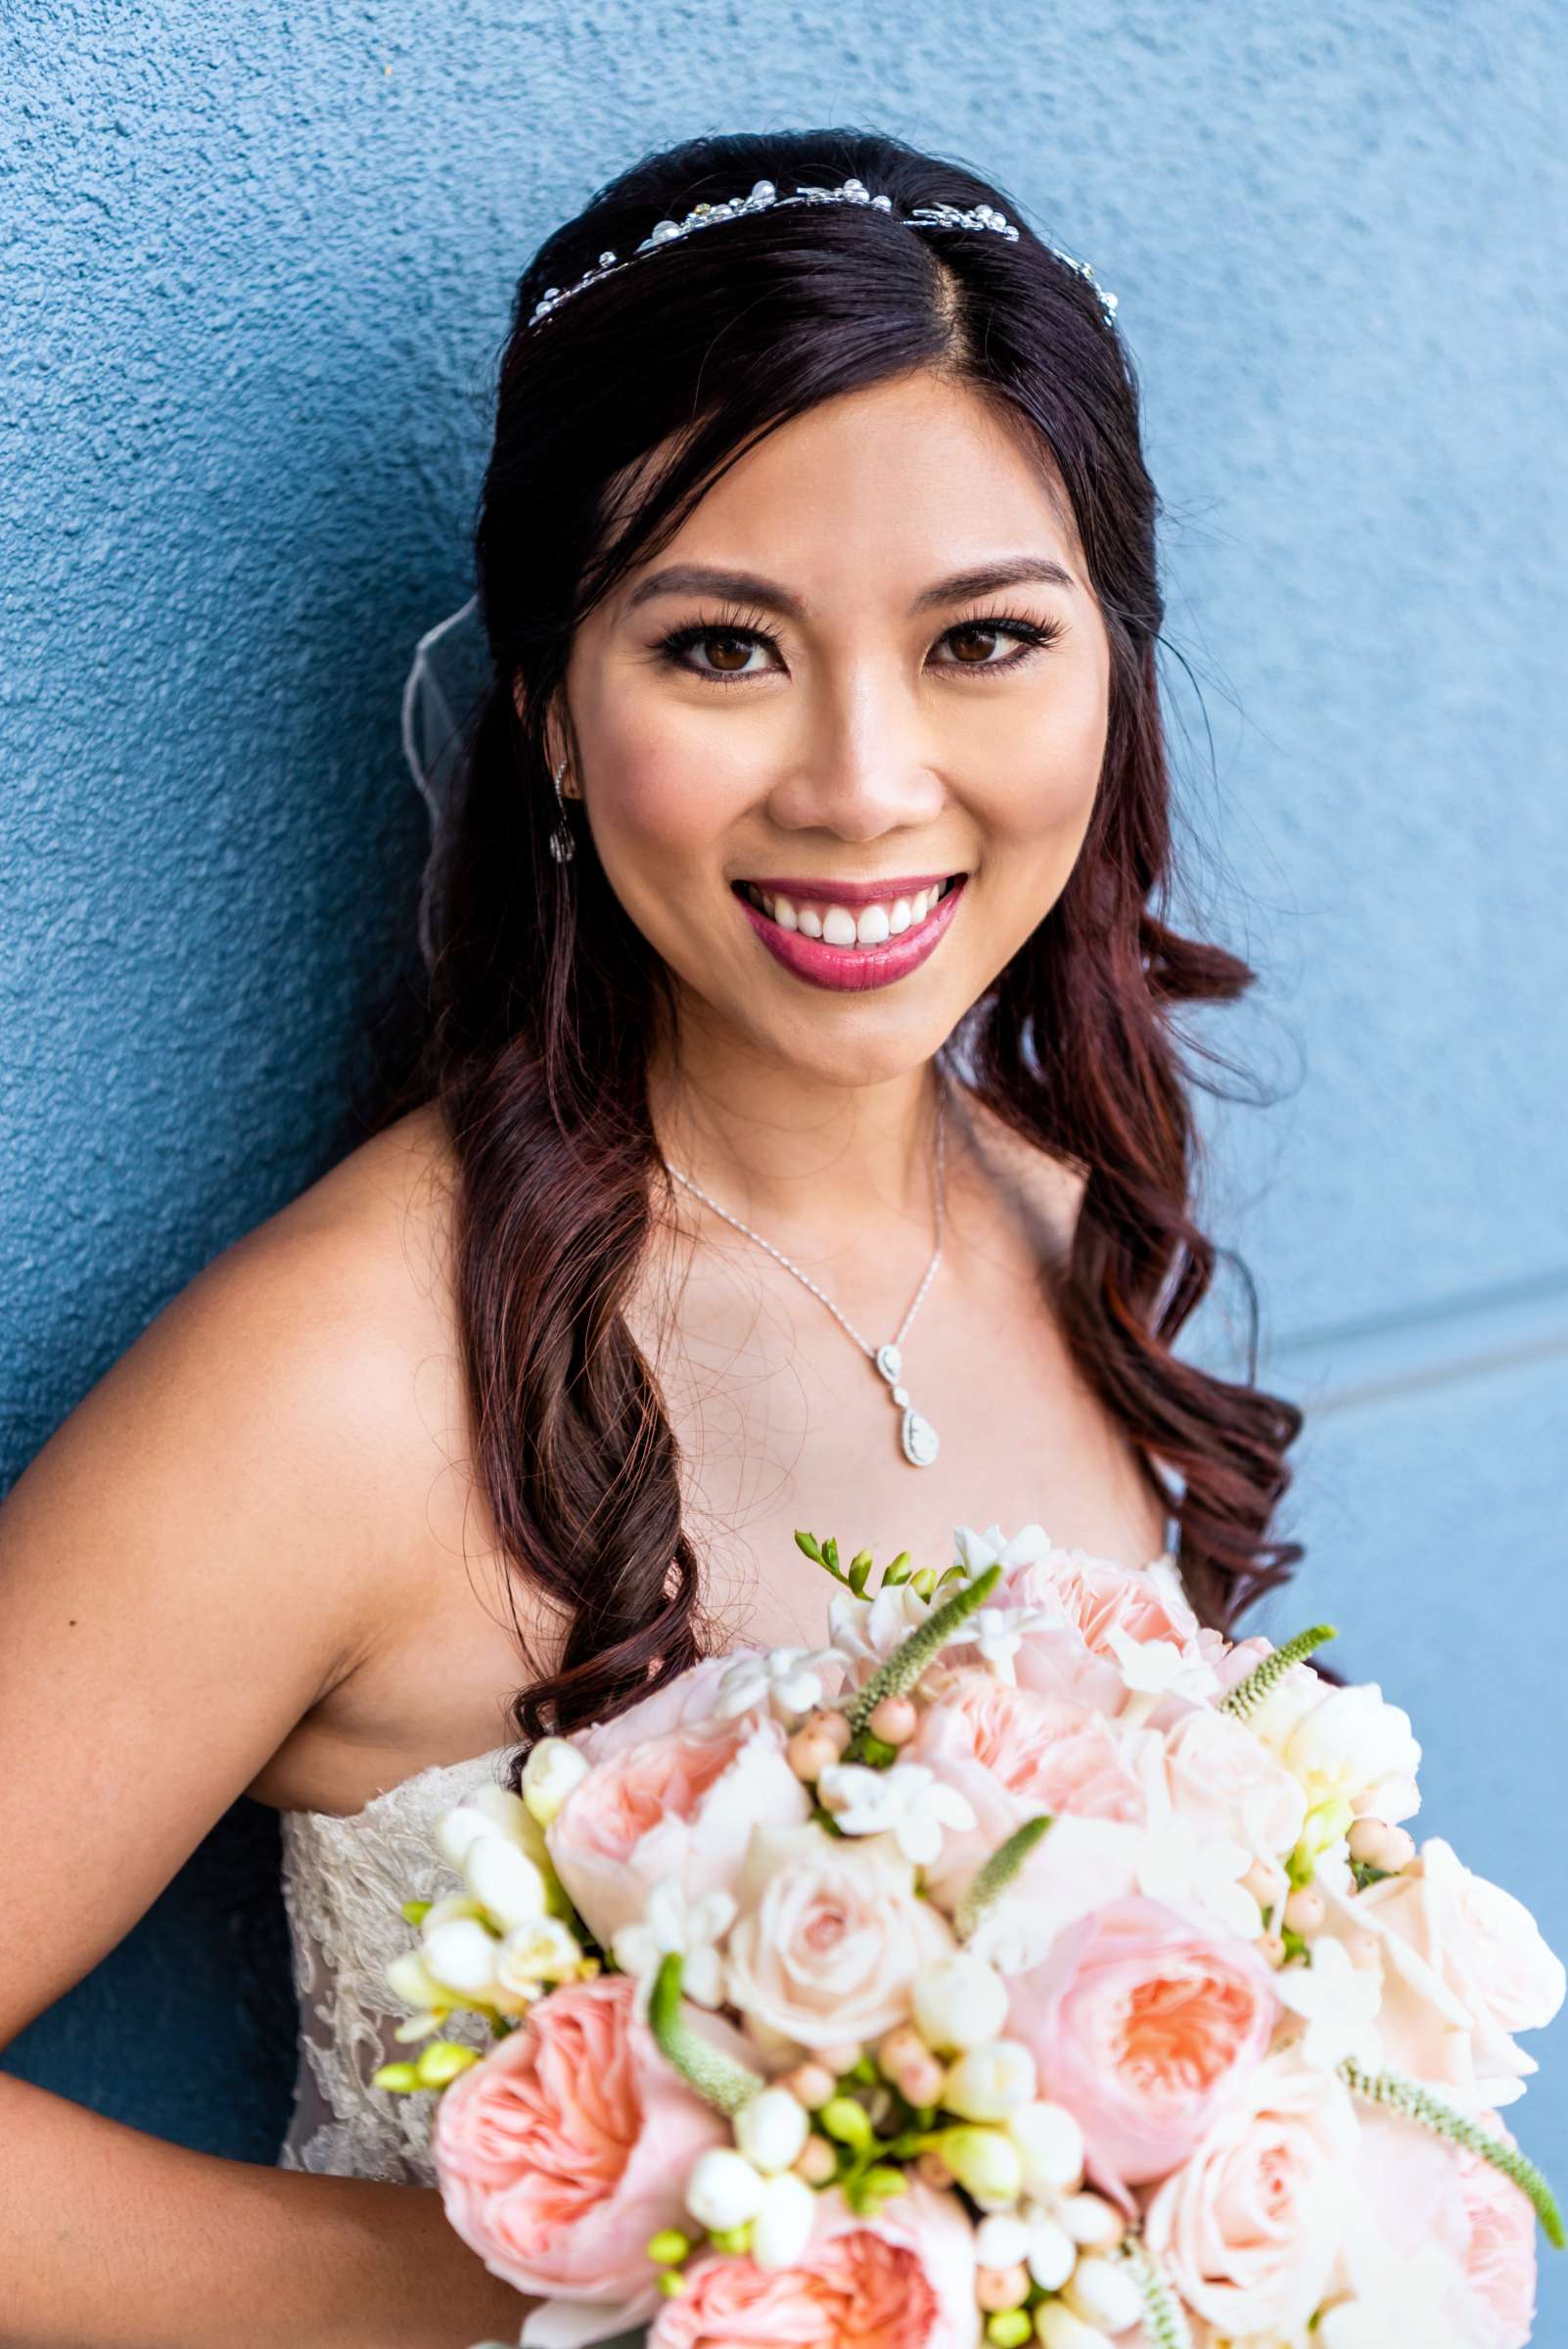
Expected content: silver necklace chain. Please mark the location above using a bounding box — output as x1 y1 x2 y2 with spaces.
664 1088 947 1468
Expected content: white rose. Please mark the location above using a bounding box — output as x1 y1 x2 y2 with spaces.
1256 1674 1421 1824
1354 1835 1566 2105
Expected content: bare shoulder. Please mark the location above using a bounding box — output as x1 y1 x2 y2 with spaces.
222 1100 538 1809
0 1101 515 2043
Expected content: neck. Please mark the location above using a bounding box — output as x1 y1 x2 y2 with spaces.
647 1015 949 1251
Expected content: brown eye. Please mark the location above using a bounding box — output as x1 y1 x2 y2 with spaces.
946 623 1007 665
702 634 756 673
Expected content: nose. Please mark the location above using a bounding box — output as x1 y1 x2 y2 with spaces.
761 661 947 843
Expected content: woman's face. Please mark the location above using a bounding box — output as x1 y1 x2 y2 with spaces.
541 368 1112 1088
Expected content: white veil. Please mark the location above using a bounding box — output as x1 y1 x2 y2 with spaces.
398 590 494 972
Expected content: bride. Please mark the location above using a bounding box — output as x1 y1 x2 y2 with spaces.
0 125 1303 2348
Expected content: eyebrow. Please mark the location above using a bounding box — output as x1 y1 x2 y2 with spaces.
622 556 1078 622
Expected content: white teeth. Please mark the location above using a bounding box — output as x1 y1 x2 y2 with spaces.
743 878 959 947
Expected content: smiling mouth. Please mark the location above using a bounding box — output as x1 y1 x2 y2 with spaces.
731 874 964 948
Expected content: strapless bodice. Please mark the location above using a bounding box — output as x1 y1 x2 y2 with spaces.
274 1742 520 2186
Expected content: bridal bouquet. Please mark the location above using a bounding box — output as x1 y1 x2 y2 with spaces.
374 1525 1564 2348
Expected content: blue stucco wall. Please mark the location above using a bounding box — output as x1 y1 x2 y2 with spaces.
6 0 1565 2330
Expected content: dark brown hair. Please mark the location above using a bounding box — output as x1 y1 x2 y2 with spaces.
370 124 1304 1749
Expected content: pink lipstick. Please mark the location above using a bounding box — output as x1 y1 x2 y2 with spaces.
733 873 967 992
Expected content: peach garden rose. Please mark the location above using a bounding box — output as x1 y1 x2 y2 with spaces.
647 2181 979 2349
432 1972 747 2330
1005 1894 1278 2191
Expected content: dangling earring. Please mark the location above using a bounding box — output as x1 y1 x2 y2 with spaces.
549 757 576 864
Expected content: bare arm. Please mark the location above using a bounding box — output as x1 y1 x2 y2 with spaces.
0 2073 527 2349
0 1216 534 2349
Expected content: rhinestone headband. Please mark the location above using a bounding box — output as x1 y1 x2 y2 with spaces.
526 174 1119 333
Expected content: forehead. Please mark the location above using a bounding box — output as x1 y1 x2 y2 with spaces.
603 370 1084 622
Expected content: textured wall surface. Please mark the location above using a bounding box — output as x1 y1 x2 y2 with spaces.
5 0 1565 2330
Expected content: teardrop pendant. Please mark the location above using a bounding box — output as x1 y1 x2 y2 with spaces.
900 1406 940 1468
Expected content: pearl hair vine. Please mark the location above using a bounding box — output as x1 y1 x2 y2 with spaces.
525 174 1120 334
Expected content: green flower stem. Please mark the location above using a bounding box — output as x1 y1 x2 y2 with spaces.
649 1954 764 2117
1339 2060 1566 2249
849 1563 1002 1735
1218 1624 1338 1721
955 1815 1054 1942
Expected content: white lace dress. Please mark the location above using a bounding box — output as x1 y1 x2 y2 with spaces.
275 1742 520 2186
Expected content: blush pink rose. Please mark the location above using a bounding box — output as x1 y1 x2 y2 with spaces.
723 1825 954 2052
1006 1895 1277 2191
1456 2113 1539 2348
433 1972 743 2326
648 2182 978 2349
1000 1545 1200 1655
576 1651 760 1762
1163 1705 1307 1860
1339 2103 1533 2348
545 1713 810 1947
1142 2052 1359 2336
910 1671 1160 1903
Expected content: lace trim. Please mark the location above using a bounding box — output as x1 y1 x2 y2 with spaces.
275 1745 517 2185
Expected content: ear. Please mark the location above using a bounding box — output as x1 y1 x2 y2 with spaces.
513 676 576 794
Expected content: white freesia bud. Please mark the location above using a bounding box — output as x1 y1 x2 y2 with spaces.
521 1736 589 1824
1063 2254 1145 2332
733 2087 810 2175
974 2212 1031 2269
943 2040 1038 2121
912 1952 1010 2052
385 1949 449 2011
1036 2304 1115 2349
935 2125 1024 2204
1061 2190 1124 2249
462 1833 548 1931
685 2146 767 2231
1007 2099 1085 2195
435 1786 534 1868
419 1916 502 2000
750 2169 818 2269
419 1891 487 1932
1024 2212 1077 2290
494 1915 583 1994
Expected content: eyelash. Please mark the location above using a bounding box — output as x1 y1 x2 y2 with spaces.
652 603 1066 688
